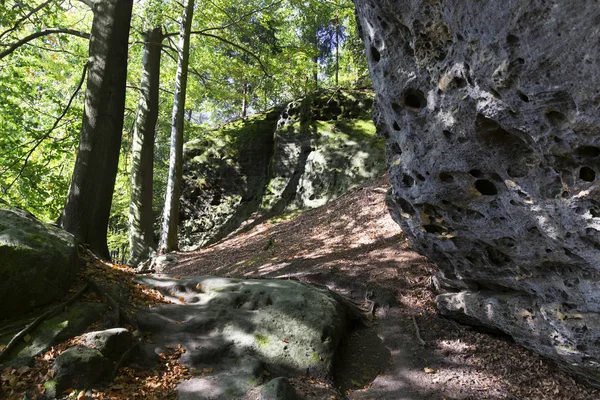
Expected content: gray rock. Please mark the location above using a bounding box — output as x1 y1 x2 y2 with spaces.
0 302 108 368
260 377 301 400
354 0 600 386
0 207 79 319
82 328 135 362
44 345 113 397
178 90 384 251
135 275 356 398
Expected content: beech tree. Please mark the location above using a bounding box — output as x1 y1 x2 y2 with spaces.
159 0 195 253
59 0 134 259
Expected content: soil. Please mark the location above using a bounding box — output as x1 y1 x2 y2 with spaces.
165 174 600 400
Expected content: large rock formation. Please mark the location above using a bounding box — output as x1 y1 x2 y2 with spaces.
353 0 600 386
179 90 385 250
0 207 79 319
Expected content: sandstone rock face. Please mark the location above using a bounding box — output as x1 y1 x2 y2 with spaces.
353 0 600 385
179 90 384 250
0 207 79 319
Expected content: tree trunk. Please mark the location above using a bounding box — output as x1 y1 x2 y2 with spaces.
335 20 339 87
241 81 248 118
59 0 133 260
312 55 318 90
128 26 163 266
159 0 195 253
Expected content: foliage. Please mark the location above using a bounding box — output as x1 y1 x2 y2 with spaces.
0 0 370 259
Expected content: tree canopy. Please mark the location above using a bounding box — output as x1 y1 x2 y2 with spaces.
0 0 369 260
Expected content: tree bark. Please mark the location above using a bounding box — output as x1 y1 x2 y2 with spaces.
59 0 134 259
159 0 195 253
128 27 163 266
241 81 248 118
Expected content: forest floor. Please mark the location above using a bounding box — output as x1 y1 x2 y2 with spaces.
165 174 600 400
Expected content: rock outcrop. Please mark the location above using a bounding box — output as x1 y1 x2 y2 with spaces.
354 0 600 386
179 90 385 250
0 207 79 319
135 275 359 398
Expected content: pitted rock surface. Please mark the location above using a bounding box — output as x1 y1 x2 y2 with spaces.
353 0 600 386
135 275 354 399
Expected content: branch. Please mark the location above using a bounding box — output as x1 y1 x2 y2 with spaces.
0 0 57 41
0 28 90 60
0 283 89 362
77 0 93 7
2 62 88 194
200 32 270 76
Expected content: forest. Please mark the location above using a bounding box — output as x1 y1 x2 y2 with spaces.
2 0 600 399
0 0 366 263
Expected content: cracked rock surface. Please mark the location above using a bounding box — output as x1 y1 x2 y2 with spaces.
353 0 600 386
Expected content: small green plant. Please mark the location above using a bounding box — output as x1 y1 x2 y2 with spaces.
255 334 270 349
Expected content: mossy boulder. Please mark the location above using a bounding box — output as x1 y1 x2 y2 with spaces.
44 345 113 398
179 90 385 250
0 207 78 319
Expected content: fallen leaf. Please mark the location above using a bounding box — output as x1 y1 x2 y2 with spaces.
424 367 436 374
195 283 202 291
351 379 362 387
173 276 181 279
23 334 31 343
179 297 185 303
77 390 87 399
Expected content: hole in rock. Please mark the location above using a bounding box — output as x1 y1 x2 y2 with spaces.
489 88 502 99
474 179 498 196
516 57 525 64
391 102 402 113
468 169 484 178
370 46 381 62
423 224 446 234
580 167 596 182
517 90 530 102
545 110 568 126
439 172 454 183
389 142 402 155
452 77 467 88
393 121 401 131
309 194 316 200
402 174 415 187
393 197 416 216
506 34 519 45
443 130 453 139
577 146 600 158
562 191 570 198
416 173 426 181
402 88 427 111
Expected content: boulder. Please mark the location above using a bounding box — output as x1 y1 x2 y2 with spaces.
260 377 301 400
135 275 357 398
44 345 113 398
354 0 600 386
0 207 78 319
82 328 135 362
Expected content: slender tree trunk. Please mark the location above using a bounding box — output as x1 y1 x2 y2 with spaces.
241 80 248 118
160 0 195 253
312 55 318 90
335 19 339 87
128 26 163 266
59 0 134 260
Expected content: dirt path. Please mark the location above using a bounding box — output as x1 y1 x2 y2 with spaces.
165 175 600 400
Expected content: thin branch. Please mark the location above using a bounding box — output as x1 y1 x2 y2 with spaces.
200 32 270 76
2 62 88 194
77 0 93 8
0 28 90 60
0 0 58 41
412 316 426 346
0 283 89 362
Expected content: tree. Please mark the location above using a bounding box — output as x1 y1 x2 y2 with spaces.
128 26 164 265
59 0 134 259
159 0 195 253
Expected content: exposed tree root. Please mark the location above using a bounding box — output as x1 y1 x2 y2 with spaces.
412 316 426 346
0 283 89 362
85 276 121 327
